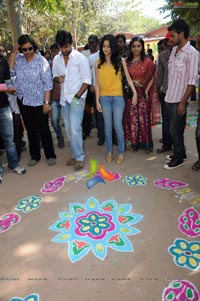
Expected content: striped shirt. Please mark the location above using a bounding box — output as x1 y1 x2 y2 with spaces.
165 41 199 103
157 49 171 94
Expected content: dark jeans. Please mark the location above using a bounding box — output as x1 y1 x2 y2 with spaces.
13 113 24 159
82 89 94 136
95 111 105 141
159 93 172 148
196 111 200 159
18 99 56 161
166 102 186 161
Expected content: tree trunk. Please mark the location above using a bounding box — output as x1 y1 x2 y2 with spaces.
6 0 25 43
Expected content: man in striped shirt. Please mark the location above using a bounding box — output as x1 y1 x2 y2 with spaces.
163 19 199 170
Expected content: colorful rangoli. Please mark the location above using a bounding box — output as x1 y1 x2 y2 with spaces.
9 293 39 301
178 207 200 237
15 196 42 213
168 238 200 270
162 280 200 301
154 178 187 190
122 174 148 186
40 176 66 194
0 213 21 233
49 197 143 262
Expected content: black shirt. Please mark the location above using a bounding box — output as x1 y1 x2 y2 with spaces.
0 54 10 108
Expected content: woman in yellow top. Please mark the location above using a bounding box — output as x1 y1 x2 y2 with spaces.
95 34 137 164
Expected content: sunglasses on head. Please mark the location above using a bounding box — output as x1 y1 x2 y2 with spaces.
21 46 34 52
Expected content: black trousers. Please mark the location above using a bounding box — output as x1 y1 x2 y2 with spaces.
166 102 186 161
18 100 56 161
159 92 172 148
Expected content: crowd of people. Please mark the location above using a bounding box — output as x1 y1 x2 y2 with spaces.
0 18 199 183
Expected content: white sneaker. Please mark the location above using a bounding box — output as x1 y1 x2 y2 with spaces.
10 166 26 175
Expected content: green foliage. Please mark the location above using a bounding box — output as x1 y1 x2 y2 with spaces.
160 0 200 35
2 0 166 50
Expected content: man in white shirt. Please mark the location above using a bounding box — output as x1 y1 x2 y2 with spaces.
52 30 91 170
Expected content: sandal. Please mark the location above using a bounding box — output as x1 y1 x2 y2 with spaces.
192 160 200 171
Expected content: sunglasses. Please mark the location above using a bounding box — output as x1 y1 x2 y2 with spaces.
21 47 34 52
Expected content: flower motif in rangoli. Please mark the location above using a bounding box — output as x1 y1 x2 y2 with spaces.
168 238 200 271
49 197 143 262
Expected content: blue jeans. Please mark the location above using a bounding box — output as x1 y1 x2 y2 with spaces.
0 105 18 174
100 96 125 154
62 98 85 161
166 102 186 161
51 100 64 141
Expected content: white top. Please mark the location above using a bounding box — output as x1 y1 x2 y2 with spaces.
52 49 91 105
88 51 99 86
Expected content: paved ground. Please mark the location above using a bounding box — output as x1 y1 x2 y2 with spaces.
0 102 199 301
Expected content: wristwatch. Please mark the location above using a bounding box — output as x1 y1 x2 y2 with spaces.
44 101 49 105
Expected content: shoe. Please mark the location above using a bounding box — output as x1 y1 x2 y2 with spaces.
163 159 184 170
116 154 124 165
0 173 2 183
47 158 56 166
157 146 172 154
66 158 76 166
106 153 112 163
74 161 85 170
166 154 187 161
97 139 104 146
10 166 26 175
28 159 38 167
192 160 200 171
58 139 64 148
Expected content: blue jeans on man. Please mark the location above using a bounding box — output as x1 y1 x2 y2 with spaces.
100 96 125 154
0 105 19 175
61 98 85 162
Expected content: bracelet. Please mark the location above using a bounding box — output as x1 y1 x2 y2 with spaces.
44 101 49 105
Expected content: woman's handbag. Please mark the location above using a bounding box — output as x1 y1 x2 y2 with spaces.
121 68 133 100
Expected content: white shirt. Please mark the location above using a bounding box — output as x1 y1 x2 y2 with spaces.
88 51 99 86
165 41 199 103
52 49 91 105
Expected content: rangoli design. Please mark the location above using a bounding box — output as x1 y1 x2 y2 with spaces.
49 197 143 262
40 176 66 194
154 178 187 190
15 196 42 213
65 170 88 182
87 177 106 189
95 164 121 181
162 280 200 301
186 112 198 130
9 294 39 301
0 213 21 233
122 174 147 186
175 187 200 207
168 238 200 271
178 208 200 238
87 164 121 189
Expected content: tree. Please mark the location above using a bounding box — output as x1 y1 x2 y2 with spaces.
160 0 200 35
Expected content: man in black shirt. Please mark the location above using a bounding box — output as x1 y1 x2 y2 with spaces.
0 54 26 183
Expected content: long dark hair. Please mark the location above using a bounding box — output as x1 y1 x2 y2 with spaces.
98 34 120 74
18 34 38 52
127 36 146 65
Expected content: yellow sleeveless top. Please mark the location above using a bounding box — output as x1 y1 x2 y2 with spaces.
97 60 123 96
